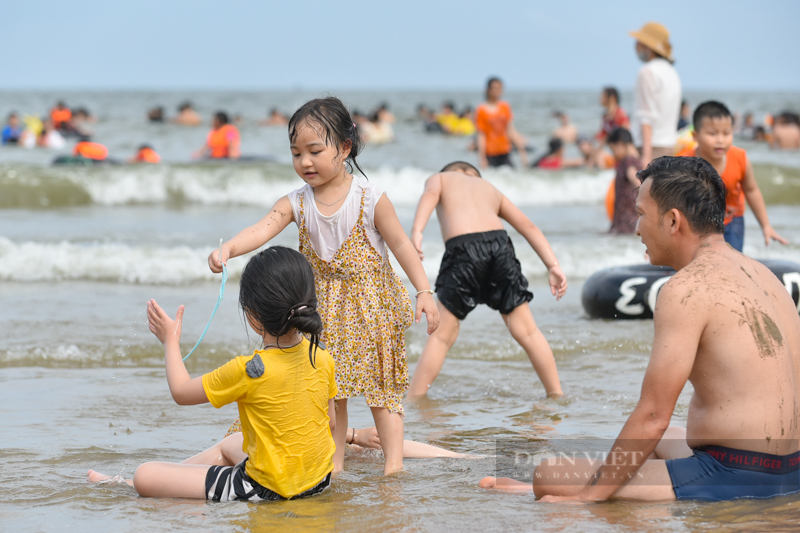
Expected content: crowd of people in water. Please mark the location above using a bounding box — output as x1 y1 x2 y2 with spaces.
10 19 788 506
3 85 797 167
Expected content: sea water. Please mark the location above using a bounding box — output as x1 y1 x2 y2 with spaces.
1 89 799 531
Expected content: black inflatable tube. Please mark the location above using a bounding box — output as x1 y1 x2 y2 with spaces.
581 259 800 319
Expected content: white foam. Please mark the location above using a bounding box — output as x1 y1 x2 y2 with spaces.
0 236 246 284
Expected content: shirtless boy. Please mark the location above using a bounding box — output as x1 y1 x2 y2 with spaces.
407 161 566 398
481 156 800 502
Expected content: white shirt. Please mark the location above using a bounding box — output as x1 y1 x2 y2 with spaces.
631 58 682 148
287 176 386 262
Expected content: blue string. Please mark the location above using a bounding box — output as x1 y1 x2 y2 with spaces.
183 263 228 361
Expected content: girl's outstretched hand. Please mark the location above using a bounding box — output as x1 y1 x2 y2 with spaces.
147 299 184 345
548 265 568 301
415 292 440 334
208 244 230 273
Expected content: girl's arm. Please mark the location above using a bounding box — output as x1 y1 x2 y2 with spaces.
741 160 788 246
374 194 440 334
410 174 443 259
146 299 209 405
498 196 567 300
328 399 336 436
209 195 295 272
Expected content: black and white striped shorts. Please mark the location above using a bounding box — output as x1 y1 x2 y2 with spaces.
205 458 332 502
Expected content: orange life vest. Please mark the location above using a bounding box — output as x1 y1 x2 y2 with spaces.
207 124 239 158
73 142 108 161
51 108 72 129
135 147 161 163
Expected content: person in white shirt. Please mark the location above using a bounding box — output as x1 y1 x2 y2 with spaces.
629 22 682 166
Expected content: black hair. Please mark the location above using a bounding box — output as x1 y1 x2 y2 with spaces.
603 87 620 104
138 144 153 150
637 156 725 236
607 127 633 145
692 101 732 131
485 77 503 99
214 111 229 125
778 112 800 126
443 101 455 111
239 246 323 367
7 112 17 120
440 161 481 177
533 138 563 167
178 101 192 112
288 96 366 177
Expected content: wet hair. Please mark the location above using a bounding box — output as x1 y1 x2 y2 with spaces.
214 111 229 125
553 111 565 119
288 96 366 177
440 161 481 177
777 112 800 126
443 101 455 112
692 101 732 131
7 112 17 120
637 156 725 236
607 127 633 145
533 138 563 167
178 101 193 112
603 87 620 104
485 77 503 99
138 144 153 151
239 246 323 366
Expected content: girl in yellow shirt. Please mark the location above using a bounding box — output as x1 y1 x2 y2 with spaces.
88 246 337 501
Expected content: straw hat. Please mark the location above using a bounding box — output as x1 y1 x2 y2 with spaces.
629 22 673 62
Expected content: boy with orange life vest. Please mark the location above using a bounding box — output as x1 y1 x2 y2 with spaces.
677 101 787 252
194 112 240 159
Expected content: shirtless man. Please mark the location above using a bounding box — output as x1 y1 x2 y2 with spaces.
407 161 567 398
481 156 800 502
552 111 578 144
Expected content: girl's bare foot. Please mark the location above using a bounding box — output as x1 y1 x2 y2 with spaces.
87 469 133 486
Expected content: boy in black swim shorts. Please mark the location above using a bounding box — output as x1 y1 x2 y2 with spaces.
408 161 567 398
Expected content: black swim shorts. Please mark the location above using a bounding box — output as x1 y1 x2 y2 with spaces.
435 230 533 320
486 153 513 168
205 458 331 502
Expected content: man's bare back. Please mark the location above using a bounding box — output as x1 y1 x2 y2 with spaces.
434 171 505 241
663 243 800 453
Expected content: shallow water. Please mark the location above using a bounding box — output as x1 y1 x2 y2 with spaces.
1 89 800 531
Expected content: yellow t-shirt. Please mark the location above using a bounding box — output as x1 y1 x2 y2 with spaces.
202 338 337 498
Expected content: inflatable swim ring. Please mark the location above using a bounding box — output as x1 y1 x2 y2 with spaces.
582 259 800 319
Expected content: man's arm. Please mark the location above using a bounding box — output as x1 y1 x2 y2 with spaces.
410 174 443 259
741 159 788 246
508 121 529 167
498 195 566 299
545 280 703 502
477 131 488 168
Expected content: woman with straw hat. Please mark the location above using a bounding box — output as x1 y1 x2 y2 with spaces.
629 22 682 165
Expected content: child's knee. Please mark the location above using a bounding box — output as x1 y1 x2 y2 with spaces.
133 462 157 496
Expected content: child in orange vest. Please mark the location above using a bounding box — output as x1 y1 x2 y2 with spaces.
677 101 787 252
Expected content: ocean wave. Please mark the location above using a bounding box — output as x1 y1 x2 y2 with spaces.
3 161 800 210
0 162 616 209
3 234 797 285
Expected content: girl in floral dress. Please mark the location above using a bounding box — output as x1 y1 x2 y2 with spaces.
210 97 439 475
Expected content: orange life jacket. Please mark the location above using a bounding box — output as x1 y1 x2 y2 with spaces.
207 124 239 158
135 147 161 163
51 108 72 129
73 142 108 160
